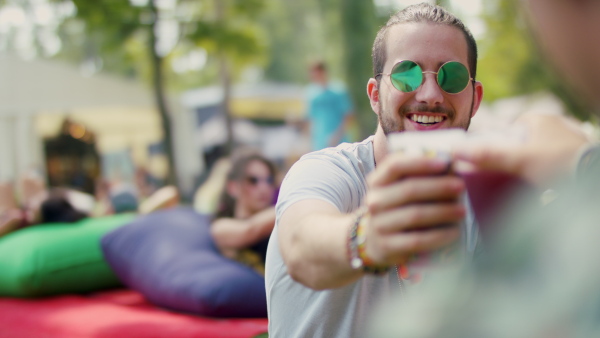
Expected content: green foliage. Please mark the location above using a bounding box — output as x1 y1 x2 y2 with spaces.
231 0 265 17
189 20 264 65
339 0 379 137
478 0 590 120
47 0 266 90
260 0 346 83
258 0 379 137
259 0 309 82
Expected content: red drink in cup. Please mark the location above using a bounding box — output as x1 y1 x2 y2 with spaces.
460 170 532 242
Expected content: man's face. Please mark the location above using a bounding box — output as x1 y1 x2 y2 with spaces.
368 23 483 134
310 67 327 86
525 0 600 109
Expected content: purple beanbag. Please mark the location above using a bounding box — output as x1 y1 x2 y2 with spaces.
100 207 267 318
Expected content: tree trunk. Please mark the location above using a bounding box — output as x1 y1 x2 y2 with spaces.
216 0 235 156
340 0 378 138
219 55 234 156
148 0 177 186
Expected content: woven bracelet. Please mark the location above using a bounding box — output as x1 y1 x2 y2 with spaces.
347 207 390 275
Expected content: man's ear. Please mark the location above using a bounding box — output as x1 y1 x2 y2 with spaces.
470 81 484 118
367 78 381 117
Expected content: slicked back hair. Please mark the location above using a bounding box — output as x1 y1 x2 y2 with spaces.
372 3 478 82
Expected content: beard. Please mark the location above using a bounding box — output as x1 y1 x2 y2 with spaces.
378 92 475 135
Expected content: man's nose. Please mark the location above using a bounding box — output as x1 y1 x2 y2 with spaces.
414 72 444 105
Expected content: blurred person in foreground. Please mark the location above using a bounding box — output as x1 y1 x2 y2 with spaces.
265 3 484 337
211 150 278 274
305 61 355 150
370 1 600 337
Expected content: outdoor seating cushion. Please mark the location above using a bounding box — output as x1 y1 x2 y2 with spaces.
101 207 267 318
0 288 269 337
0 213 135 297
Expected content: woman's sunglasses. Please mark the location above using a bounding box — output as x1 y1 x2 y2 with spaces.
245 176 274 186
376 60 474 94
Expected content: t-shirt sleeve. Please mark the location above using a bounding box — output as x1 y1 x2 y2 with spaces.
275 154 357 220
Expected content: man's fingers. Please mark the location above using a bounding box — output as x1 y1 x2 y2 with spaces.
366 176 465 214
370 202 466 233
453 145 523 175
368 153 451 187
370 226 461 265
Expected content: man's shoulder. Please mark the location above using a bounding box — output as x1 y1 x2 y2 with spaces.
290 137 375 179
299 137 374 162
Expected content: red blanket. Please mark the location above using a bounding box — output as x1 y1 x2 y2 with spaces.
0 289 268 337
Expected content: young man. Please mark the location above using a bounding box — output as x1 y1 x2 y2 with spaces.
370 0 600 336
265 4 484 337
305 62 354 151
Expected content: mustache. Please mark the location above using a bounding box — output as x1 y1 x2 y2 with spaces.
400 104 455 118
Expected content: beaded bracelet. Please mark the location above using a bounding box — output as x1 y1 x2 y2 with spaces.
347 207 390 275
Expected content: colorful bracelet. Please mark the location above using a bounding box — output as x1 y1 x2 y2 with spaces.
347 207 390 275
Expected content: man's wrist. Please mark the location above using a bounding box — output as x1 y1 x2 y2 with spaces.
347 207 390 275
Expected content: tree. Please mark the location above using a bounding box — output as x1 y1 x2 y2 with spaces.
339 0 379 137
478 0 590 120
48 0 266 185
187 0 265 155
259 0 380 139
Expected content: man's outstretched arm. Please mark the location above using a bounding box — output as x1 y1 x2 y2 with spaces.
277 155 466 290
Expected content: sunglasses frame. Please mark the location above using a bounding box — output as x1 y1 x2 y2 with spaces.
244 175 275 186
376 60 475 95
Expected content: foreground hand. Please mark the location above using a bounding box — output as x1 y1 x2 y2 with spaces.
453 114 592 188
362 153 466 266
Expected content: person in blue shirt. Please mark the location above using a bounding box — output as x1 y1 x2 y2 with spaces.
305 62 354 151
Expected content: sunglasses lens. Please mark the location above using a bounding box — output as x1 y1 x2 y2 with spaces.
246 176 274 186
438 61 470 94
390 61 422 92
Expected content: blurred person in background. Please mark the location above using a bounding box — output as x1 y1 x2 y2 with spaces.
305 61 355 150
370 1 600 337
0 175 91 237
266 3 484 337
0 173 179 238
210 150 278 274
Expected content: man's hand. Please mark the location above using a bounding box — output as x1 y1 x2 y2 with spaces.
363 153 466 266
278 152 465 290
453 114 592 188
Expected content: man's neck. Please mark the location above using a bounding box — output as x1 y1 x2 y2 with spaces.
372 126 389 167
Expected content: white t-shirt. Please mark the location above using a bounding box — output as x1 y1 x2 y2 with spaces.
265 136 477 338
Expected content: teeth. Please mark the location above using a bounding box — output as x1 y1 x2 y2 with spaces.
410 115 444 123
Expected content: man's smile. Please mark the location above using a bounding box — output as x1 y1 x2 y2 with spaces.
405 113 449 130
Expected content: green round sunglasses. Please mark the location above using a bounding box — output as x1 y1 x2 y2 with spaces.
376 60 474 94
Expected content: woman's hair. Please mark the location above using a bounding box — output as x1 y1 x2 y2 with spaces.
40 188 88 223
215 150 276 219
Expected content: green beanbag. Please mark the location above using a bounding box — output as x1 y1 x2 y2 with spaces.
0 213 135 297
